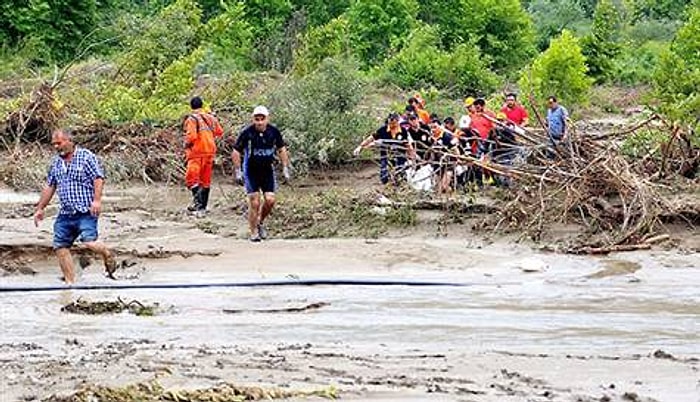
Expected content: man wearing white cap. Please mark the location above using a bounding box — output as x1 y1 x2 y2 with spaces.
231 106 291 242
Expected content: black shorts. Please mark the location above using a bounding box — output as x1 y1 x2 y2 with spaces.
244 165 276 194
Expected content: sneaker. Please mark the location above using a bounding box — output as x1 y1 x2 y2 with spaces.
104 251 117 279
249 234 262 243
257 224 268 240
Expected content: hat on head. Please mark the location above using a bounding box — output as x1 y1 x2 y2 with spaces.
464 97 475 107
253 105 269 116
387 112 401 122
473 98 486 106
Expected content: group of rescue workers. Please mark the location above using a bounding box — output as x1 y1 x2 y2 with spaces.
354 93 569 193
180 92 569 242
33 92 568 284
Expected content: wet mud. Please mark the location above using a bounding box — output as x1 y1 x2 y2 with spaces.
1 184 698 401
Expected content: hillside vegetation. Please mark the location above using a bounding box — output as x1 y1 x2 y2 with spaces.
0 0 697 170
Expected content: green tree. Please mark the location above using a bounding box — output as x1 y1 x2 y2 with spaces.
518 30 592 108
120 0 202 83
417 0 535 73
201 1 254 71
246 0 294 38
293 16 351 75
631 0 691 21
581 0 622 82
380 25 499 95
1 0 98 63
653 3 700 134
293 0 350 27
346 0 419 67
527 0 589 51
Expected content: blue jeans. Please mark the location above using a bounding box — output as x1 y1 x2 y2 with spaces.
379 155 407 185
53 212 98 249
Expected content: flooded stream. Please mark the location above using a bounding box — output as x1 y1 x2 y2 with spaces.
0 186 698 401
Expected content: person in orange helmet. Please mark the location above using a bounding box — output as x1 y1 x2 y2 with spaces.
183 96 224 215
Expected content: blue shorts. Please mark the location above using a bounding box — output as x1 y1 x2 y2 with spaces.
244 165 276 194
53 212 98 249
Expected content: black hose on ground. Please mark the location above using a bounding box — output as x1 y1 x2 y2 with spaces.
0 278 474 293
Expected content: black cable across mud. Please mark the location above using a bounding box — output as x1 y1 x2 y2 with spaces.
0 278 478 293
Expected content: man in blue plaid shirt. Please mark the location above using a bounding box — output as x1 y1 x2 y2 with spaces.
34 129 116 284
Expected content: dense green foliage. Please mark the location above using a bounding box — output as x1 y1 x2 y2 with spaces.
0 0 99 64
0 0 696 153
653 2 700 134
345 0 418 67
581 0 621 82
380 25 499 96
417 0 536 73
268 58 374 169
519 30 592 108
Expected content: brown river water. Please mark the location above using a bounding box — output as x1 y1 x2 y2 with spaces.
0 186 698 401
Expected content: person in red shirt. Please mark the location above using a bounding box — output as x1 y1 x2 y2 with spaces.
469 98 498 185
469 98 496 155
500 92 529 127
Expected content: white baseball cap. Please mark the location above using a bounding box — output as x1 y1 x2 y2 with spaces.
253 105 269 116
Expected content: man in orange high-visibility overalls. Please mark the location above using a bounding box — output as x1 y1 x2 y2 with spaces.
183 96 224 215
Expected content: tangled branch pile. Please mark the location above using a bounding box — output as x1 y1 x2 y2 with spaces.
73 123 185 184
2 83 63 149
45 381 338 402
486 115 698 251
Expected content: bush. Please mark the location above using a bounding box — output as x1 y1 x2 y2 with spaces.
613 41 667 85
379 26 444 88
267 58 374 170
581 0 621 83
417 0 536 73
200 1 254 72
119 0 202 82
292 16 351 76
346 0 419 68
436 43 500 96
0 0 98 64
623 18 682 43
94 48 204 123
293 0 350 27
518 30 593 108
380 25 500 96
652 3 700 134
527 0 589 51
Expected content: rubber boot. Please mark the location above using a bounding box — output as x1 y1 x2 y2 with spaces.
200 187 210 211
187 186 202 212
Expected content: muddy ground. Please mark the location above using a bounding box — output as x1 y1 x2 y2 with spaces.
0 171 698 402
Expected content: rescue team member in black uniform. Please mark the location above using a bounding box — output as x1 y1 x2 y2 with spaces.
428 116 459 194
232 106 291 242
405 112 432 160
354 113 414 185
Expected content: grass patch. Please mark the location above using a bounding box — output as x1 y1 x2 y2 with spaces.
269 187 417 239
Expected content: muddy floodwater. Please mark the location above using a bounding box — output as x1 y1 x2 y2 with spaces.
1 185 698 401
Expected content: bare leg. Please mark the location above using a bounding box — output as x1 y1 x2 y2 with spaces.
440 171 453 195
83 240 116 277
260 192 276 224
55 248 76 284
248 193 261 236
